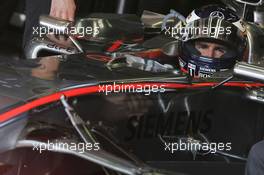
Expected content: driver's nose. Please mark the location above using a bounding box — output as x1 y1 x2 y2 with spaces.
202 48 214 58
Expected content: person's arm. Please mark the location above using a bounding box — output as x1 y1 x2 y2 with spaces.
49 0 76 21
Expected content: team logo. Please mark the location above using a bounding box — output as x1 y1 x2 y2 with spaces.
210 11 225 20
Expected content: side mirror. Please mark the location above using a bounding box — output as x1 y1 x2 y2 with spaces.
39 15 83 53
39 15 73 34
233 62 264 82
24 37 78 59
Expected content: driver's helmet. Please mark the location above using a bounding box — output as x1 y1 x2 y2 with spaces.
178 5 246 78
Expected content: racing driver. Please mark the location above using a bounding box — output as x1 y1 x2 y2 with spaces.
176 5 246 78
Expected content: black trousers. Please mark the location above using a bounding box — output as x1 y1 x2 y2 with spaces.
246 140 264 175
0 0 19 32
23 0 51 49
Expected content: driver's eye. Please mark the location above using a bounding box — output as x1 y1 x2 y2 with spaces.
215 47 226 54
197 44 209 49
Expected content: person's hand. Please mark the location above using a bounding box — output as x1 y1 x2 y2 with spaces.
50 0 76 21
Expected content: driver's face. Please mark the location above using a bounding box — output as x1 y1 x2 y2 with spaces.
195 41 227 58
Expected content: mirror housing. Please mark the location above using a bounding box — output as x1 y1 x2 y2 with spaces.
39 15 73 34
233 62 264 82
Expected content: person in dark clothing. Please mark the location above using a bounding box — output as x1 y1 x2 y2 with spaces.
0 0 19 35
246 140 264 175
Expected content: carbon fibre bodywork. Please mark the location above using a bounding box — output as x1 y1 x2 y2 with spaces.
0 53 263 175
